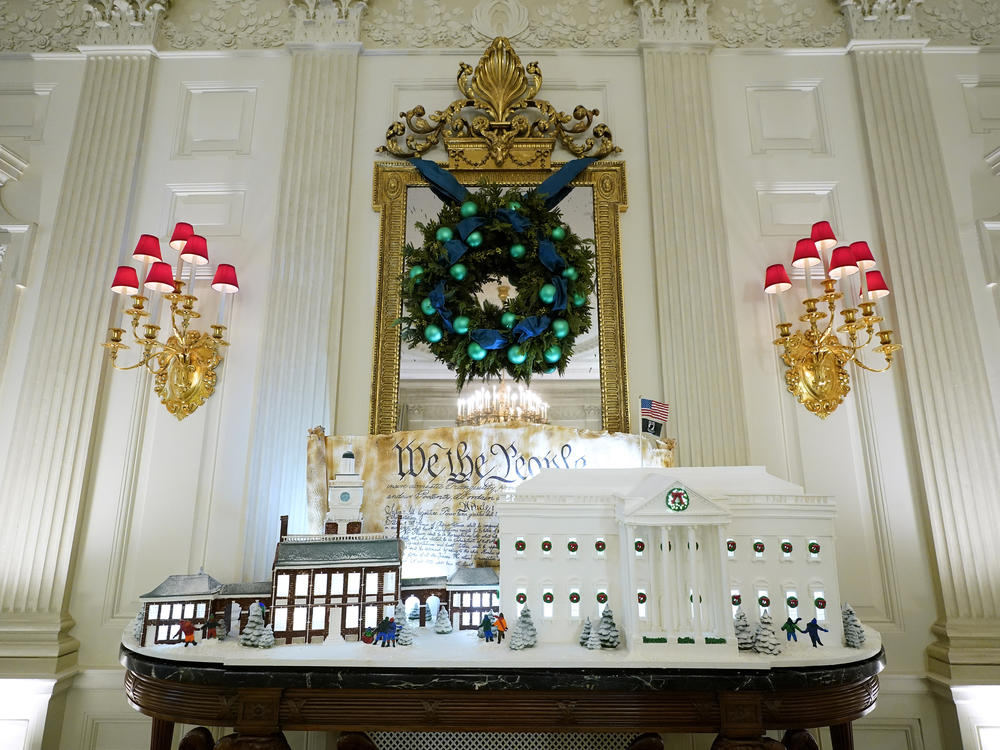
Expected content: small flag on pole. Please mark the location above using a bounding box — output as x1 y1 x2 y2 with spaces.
640 398 669 437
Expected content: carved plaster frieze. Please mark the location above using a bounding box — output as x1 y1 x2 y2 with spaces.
0 0 88 51
83 0 170 45
160 0 290 49
840 0 925 39
634 0 712 44
710 0 844 47
920 0 1000 45
289 0 366 44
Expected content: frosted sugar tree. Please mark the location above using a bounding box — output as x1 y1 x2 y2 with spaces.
753 611 782 656
734 606 756 651
240 602 275 648
509 606 537 650
598 606 620 649
131 609 145 643
434 606 453 634
394 602 413 646
842 603 866 648
578 617 592 647
585 622 602 650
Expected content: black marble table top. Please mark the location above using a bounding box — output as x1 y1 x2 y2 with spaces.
120 643 885 694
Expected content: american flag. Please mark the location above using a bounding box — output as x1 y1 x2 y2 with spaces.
641 398 670 423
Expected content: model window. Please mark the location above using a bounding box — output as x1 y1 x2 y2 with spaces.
196 602 206 618
365 572 379 598
347 572 361 596
273 607 288 631
172 603 183 619
276 574 290 598
543 588 554 619
313 606 325 629
314 573 328 596
383 571 396 596
364 605 378 628
344 606 359 629
293 607 307 631
330 573 344 596
637 589 647 619
147 604 159 619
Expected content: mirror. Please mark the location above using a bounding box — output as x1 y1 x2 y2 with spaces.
370 159 629 434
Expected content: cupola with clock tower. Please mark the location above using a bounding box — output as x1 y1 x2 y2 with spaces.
325 445 364 534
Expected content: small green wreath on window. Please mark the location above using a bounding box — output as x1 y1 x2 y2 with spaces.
514 539 526 552
567 540 579 553
731 594 742 606
808 542 821 555
637 592 647 604
634 540 645 553
542 592 554 603
753 541 766 553
814 597 827 609
541 539 552 552
515 593 527 604
596 592 608 604
595 540 607 552
758 595 770 607
786 596 799 608
569 592 581 603
726 539 737 552
781 541 793 554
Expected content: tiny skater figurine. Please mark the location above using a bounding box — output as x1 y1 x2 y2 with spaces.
178 619 197 647
804 618 828 647
480 613 495 642
202 615 218 639
781 617 804 642
495 612 507 644
375 617 395 647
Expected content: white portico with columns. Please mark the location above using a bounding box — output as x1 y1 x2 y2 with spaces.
501 467 841 649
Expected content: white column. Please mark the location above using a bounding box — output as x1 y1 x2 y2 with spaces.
649 526 661 631
0 49 154 671
850 39 1000 679
638 25 749 466
242 41 362 580
671 528 685 632
687 526 703 637
619 521 637 647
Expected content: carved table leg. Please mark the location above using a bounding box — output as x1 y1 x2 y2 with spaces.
780 729 819 750
337 731 379 750
829 723 854 750
180 727 216 750
627 733 664 750
215 732 292 749
150 717 174 750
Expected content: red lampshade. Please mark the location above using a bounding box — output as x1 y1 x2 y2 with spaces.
850 241 876 270
864 270 890 300
828 246 859 279
132 234 162 264
764 264 791 294
110 265 139 295
144 261 176 293
179 234 209 265
211 264 239 293
811 221 837 252
791 238 821 268
169 222 194 252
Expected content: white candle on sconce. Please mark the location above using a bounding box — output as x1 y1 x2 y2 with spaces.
211 264 239 327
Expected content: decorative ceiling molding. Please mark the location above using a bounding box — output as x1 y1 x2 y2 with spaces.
839 0 925 40
0 0 996 52
634 0 712 44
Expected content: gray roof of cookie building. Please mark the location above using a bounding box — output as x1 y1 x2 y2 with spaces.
219 581 272 596
401 576 448 589
140 573 223 599
275 537 402 567
447 567 499 586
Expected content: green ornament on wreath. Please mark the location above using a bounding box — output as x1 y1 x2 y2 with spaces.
397 159 597 387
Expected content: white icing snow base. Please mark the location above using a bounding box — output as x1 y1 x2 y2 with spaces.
123 625 881 671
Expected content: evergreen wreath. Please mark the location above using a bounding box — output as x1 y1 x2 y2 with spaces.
398 159 597 387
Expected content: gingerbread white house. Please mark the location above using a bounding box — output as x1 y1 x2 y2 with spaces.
499 467 842 649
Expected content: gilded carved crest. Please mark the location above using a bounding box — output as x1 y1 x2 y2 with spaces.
378 37 620 170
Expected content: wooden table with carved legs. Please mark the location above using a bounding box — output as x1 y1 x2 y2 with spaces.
121 645 883 750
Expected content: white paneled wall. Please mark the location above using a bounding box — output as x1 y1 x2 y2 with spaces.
0 35 996 750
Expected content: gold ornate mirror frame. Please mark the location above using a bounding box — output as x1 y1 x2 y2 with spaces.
369 38 630 435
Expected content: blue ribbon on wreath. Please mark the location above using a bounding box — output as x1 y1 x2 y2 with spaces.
496 206 532 233
550 277 568 311
456 216 486 241
537 240 567 273
428 281 455 332
409 158 470 204
535 157 597 209
470 329 508 349
512 315 551 343
444 239 468 265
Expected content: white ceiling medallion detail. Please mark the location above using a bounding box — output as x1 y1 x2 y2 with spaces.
469 0 530 40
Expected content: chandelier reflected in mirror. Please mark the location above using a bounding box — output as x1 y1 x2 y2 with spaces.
456 380 549 426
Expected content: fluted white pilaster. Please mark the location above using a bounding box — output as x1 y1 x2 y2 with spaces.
0 51 153 668
641 46 748 466
851 44 1000 676
242 45 360 580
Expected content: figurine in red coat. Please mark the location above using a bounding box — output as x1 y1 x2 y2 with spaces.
178 619 197 647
